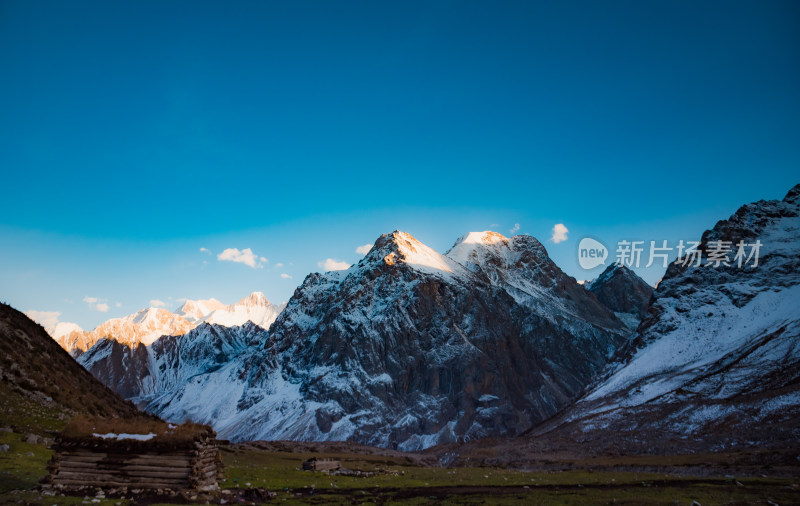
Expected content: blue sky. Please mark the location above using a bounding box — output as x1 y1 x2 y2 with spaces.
1 1 798 330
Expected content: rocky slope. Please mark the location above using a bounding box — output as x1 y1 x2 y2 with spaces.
0 303 140 431
438 183 800 465
84 230 629 450
587 263 654 329
78 322 266 400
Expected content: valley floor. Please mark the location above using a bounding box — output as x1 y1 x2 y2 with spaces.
1 434 799 505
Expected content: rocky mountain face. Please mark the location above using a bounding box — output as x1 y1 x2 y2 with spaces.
441 184 800 465
55 292 283 356
81 230 629 450
0 303 140 428
587 263 654 329
78 322 266 400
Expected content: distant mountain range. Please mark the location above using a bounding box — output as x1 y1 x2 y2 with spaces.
31 183 800 455
77 229 640 450
51 292 285 356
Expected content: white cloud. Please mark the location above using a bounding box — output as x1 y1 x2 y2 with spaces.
490 223 499 228
25 310 61 329
115 302 122 308
355 244 372 255
84 296 109 312
318 258 351 271
199 247 211 254
260 257 268 263
280 273 292 279
217 247 263 268
150 299 166 308
550 223 569 244
275 262 284 268
509 223 520 235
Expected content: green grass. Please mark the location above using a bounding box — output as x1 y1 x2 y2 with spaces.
1 440 798 505
262 484 800 505
0 381 68 437
0 430 53 494
220 446 687 490
220 447 800 504
0 489 132 505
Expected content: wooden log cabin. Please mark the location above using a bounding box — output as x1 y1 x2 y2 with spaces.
302 457 341 472
46 420 224 491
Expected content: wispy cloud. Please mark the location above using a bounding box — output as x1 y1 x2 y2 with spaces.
83 296 110 312
199 247 211 254
25 310 60 329
509 223 520 235
217 247 263 268
274 262 284 268
280 273 292 279
550 223 569 243
318 258 350 271
355 244 372 255
150 299 166 308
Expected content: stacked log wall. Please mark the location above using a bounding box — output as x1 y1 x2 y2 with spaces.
47 439 223 490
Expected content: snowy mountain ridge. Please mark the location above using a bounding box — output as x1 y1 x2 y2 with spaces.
55 292 283 356
203 292 287 329
76 182 800 454
80 229 630 450
174 298 225 323
515 183 800 456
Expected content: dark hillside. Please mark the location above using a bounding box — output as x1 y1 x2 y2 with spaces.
0 302 142 435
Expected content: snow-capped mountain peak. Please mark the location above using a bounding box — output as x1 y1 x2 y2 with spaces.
361 230 466 277
54 307 196 354
174 298 225 323
236 291 269 308
49 321 83 340
131 307 170 325
127 229 625 449
445 231 512 269
53 292 285 355
453 230 508 248
202 291 285 329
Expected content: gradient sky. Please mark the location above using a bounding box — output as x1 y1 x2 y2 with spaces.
1 1 798 330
